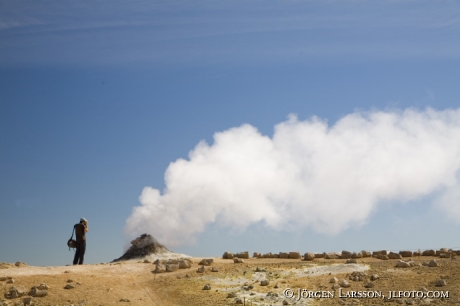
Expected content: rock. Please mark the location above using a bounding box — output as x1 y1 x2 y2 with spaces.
377 254 389 260
399 251 413 257
339 279 350 288
14 262 26 267
196 266 205 273
370 274 379 281
23 297 33 305
413 250 422 256
233 258 244 264
223 252 234 259
435 279 447 287
325 252 340 259
283 300 290 305
64 284 75 289
315 253 326 258
236 251 249 259
202 283 211 290
341 250 352 259
143 259 151 263
119 299 130 302
29 287 48 297
260 280 269 286
346 258 357 264
37 284 49 290
211 267 219 272
274 283 279 288
329 277 338 283
165 264 179 272
364 282 375 288
4 287 27 299
332 284 340 290
372 250 387 256
396 260 411 268
289 252 301 259
428 259 438 267
279 252 289 259
6 279 14 284
198 259 213 266
388 252 402 259
422 249 436 256
235 298 243 304
351 252 363 259
303 252 315 261
178 260 192 269
255 267 266 272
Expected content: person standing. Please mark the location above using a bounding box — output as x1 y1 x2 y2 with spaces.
73 218 89 265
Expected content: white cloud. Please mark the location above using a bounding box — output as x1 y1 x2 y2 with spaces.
125 108 460 246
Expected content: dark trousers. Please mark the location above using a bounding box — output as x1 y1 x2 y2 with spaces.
73 241 86 265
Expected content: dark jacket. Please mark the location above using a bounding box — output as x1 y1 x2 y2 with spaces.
74 223 87 242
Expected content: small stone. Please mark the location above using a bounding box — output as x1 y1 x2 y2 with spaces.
211 267 219 272
260 280 269 286
339 279 350 288
227 292 237 298
203 283 211 290
364 282 374 288
119 299 130 302
329 277 338 283
435 279 447 287
64 284 76 289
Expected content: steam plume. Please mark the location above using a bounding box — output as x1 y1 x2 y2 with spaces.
125 108 460 246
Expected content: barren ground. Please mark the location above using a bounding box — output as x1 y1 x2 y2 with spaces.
1 255 459 305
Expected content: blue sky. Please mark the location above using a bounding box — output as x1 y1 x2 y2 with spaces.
2 0 460 266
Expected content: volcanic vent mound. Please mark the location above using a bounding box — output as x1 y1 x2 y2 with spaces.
113 234 187 262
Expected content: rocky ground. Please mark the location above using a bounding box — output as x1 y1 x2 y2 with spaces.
1 255 459 306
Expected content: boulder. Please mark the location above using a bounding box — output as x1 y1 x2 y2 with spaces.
315 253 326 258
377 254 389 260
351 252 363 259
340 251 352 259
223 252 234 259
422 249 436 256
198 259 213 266
289 252 301 259
303 252 315 261
388 252 402 259
279 252 289 259
396 260 411 268
178 260 192 269
399 251 413 257
372 250 387 256
339 279 350 288
165 264 179 272
234 258 244 264
260 280 269 286
413 250 422 256
428 259 438 267
346 258 357 264
211 267 219 272
325 252 340 259
361 250 372 258
236 252 249 259
329 277 338 283
253 252 260 258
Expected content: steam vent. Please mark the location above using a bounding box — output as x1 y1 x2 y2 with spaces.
112 234 170 262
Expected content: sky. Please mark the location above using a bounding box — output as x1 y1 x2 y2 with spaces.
1 0 460 266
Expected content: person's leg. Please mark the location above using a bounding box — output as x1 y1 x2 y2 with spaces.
73 243 81 265
78 241 86 264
